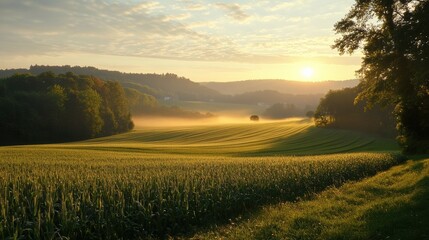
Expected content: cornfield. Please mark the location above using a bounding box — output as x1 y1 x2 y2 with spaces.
0 149 403 239
0 120 403 239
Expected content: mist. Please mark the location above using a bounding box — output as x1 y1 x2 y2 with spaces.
132 115 305 128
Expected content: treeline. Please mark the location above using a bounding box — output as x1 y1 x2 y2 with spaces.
314 86 395 137
0 65 221 101
221 90 321 109
0 72 133 145
125 88 214 119
262 103 310 119
0 66 218 119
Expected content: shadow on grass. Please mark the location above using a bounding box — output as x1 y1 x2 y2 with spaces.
364 157 429 240
258 156 429 240
237 127 399 157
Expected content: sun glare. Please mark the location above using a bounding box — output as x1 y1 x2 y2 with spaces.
300 67 315 79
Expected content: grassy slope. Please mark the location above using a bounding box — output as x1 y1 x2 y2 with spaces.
0 119 407 239
7 119 398 156
191 156 429 240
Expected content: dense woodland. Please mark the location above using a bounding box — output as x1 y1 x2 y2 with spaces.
0 65 221 102
314 87 395 137
0 72 133 144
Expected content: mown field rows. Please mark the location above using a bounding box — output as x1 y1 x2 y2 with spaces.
44 119 398 156
0 120 402 239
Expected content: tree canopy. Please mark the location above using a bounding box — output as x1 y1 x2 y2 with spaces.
314 86 395 137
334 0 429 153
0 72 133 144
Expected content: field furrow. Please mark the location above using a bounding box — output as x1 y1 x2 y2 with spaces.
0 119 402 239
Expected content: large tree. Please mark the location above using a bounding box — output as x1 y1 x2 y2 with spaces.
333 0 429 153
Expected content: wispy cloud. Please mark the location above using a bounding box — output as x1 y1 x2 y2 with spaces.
162 13 191 22
0 0 357 66
270 0 308 11
124 1 163 15
214 3 250 22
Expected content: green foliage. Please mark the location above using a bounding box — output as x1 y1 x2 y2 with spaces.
75 89 103 138
314 87 395 137
193 156 429 240
333 0 429 153
0 65 222 101
0 72 133 144
0 150 402 239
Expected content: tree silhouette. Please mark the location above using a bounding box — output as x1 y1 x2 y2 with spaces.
334 0 429 153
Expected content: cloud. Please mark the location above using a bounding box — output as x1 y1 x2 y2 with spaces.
0 1 199 55
185 3 207 11
215 3 250 22
0 0 358 66
177 0 207 11
124 1 163 15
270 0 308 11
162 13 191 22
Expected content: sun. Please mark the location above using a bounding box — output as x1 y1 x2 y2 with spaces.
300 67 315 79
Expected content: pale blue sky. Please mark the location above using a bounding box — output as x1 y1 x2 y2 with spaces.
0 0 360 82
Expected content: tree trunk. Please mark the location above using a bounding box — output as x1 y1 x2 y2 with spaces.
385 3 422 153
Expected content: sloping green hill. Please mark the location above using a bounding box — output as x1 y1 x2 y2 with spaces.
27 119 397 156
0 119 403 239
191 155 429 240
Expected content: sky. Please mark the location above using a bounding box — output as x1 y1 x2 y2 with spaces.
0 0 361 82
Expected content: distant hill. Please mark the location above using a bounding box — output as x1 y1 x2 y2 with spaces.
201 79 359 95
0 66 360 117
0 65 222 101
223 90 323 109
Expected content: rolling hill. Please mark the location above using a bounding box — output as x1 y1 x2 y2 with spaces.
201 79 359 95
27 119 398 156
0 119 403 239
0 66 361 118
0 65 222 101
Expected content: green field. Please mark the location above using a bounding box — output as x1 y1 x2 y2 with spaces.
191 155 429 240
0 119 404 239
37 119 398 156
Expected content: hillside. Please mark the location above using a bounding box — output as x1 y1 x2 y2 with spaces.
47 119 398 156
0 65 222 101
0 119 403 239
224 90 323 109
0 66 363 118
0 66 359 101
191 155 429 240
201 79 359 95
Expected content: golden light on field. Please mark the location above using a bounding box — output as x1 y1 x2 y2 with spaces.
300 67 315 79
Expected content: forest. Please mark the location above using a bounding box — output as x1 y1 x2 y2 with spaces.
314 86 395 137
0 72 133 144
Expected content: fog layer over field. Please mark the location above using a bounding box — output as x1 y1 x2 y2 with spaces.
132 116 305 128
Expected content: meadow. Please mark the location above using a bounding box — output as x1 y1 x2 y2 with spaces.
0 119 403 239
191 156 429 240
